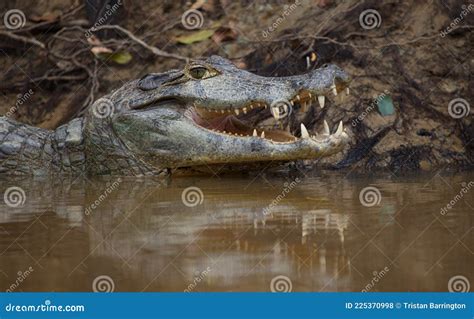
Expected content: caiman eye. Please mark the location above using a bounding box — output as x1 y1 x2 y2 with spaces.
189 67 209 79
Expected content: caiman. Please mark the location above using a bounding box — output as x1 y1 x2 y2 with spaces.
0 55 351 176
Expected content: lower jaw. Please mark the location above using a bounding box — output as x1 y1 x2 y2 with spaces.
189 107 298 143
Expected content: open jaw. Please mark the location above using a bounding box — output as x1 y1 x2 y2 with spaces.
186 87 351 146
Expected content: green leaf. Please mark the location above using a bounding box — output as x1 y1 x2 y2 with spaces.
176 29 215 44
377 95 395 116
108 51 132 64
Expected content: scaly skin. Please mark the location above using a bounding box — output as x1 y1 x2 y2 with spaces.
0 56 351 176
0 117 85 175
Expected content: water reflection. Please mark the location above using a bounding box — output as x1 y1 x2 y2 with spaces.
0 172 472 292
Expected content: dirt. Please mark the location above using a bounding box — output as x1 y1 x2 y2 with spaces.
0 0 472 172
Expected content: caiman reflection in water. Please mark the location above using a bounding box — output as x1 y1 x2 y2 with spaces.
0 172 472 292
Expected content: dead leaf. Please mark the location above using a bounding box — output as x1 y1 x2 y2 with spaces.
315 0 330 7
108 51 133 65
176 29 215 44
91 46 113 56
30 11 60 23
190 0 207 10
87 35 103 47
211 26 238 45
91 47 132 65
191 0 218 12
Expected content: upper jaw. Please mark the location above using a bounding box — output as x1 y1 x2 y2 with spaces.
190 63 351 113
187 81 352 145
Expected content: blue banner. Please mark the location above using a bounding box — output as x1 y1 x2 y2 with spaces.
1 293 472 319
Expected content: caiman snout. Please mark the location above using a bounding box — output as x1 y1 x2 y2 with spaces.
118 55 352 170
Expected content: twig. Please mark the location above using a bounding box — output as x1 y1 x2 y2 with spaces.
92 25 189 61
0 30 45 49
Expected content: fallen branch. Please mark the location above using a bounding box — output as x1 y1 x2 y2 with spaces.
0 30 45 49
92 25 189 61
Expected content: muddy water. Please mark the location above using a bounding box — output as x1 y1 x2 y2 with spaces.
0 171 472 292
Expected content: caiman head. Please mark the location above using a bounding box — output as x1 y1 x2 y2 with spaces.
86 55 351 174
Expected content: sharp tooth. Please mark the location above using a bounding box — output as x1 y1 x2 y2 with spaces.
250 104 254 109
271 107 280 120
318 95 325 109
253 129 257 137
296 95 301 101
346 87 350 95
235 109 240 115
243 107 247 114
308 92 312 99
335 121 343 137
300 123 310 139
323 120 330 135
331 84 337 96
301 101 308 112
290 100 294 106
261 131 265 138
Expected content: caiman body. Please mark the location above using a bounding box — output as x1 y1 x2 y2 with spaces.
0 56 351 176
